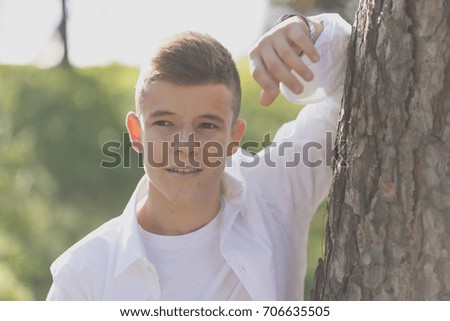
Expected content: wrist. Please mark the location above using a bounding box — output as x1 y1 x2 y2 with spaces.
275 13 316 41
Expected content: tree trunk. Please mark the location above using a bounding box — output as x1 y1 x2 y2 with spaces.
312 0 450 300
59 0 70 67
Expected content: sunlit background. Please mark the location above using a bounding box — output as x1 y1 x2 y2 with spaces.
0 0 269 67
0 0 357 301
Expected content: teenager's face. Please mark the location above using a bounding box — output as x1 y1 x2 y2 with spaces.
132 81 245 205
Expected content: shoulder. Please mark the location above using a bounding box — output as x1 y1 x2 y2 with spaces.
50 216 121 277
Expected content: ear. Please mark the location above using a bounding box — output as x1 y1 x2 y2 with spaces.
227 119 246 156
126 112 143 153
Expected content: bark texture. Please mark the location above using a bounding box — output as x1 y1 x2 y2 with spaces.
312 0 450 300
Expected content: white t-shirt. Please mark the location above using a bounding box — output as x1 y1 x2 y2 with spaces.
138 201 251 300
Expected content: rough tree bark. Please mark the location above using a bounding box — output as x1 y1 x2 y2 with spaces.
312 0 450 300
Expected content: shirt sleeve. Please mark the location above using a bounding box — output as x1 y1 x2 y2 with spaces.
252 13 351 226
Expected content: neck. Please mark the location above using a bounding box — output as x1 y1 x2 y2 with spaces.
138 182 222 236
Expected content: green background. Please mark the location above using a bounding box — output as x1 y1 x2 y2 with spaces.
0 60 327 300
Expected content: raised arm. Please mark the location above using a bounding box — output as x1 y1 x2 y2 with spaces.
248 13 352 221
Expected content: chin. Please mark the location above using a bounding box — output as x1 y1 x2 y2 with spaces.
165 190 206 205
147 171 222 206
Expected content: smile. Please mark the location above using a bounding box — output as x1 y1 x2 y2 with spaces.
166 168 202 173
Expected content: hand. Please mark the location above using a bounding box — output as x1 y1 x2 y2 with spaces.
249 16 323 106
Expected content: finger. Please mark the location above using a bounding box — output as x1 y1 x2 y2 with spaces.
272 36 314 86
249 52 280 97
260 86 280 106
260 47 304 94
286 23 320 63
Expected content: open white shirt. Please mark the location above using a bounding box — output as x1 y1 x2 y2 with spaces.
47 13 351 301
138 199 251 300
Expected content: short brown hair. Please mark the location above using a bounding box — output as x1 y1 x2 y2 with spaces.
135 31 241 120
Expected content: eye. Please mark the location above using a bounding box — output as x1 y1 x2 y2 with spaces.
199 122 218 129
153 120 172 127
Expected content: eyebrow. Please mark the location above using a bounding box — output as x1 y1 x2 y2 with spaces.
199 114 226 124
148 110 176 118
146 110 226 124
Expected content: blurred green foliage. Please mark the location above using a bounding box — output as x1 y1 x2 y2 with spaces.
0 60 326 300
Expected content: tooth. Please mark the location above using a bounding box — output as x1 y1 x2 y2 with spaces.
168 168 200 173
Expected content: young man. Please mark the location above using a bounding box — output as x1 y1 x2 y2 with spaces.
47 13 351 300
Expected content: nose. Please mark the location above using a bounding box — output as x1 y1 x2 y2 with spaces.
171 130 200 151
171 130 201 168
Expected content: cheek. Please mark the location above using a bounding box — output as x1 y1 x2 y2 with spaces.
201 142 225 169
141 134 171 168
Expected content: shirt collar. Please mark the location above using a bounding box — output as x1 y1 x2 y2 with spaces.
218 170 245 240
114 174 149 278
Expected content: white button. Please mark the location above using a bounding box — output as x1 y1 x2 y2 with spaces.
240 265 246 272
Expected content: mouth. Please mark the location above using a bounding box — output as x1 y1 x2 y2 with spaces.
166 168 202 174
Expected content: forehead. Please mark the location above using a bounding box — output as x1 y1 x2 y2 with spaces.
138 81 234 122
